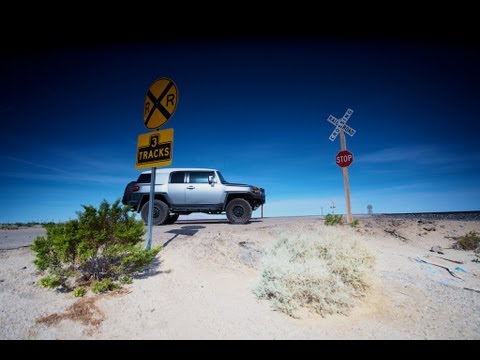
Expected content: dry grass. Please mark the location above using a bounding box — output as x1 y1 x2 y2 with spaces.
453 231 480 251
36 297 105 328
255 226 375 318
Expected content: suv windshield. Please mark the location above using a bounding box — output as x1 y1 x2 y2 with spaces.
217 171 227 184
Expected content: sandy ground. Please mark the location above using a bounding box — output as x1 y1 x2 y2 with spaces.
1 216 479 339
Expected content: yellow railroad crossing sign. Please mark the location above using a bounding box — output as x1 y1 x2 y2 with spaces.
136 128 174 169
143 78 178 130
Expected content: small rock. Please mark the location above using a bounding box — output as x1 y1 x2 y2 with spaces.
21 266 27 270
430 245 444 255
418 220 433 225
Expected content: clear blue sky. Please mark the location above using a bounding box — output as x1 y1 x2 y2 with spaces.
1 36 479 222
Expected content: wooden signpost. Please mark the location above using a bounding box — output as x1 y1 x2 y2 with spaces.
327 108 356 224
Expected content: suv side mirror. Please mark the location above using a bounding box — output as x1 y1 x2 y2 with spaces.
208 175 215 184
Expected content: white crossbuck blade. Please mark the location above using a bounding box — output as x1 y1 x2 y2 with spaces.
327 108 356 141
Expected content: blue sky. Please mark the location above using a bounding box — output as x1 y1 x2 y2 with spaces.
1 37 479 222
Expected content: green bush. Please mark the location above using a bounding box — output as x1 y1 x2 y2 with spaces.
39 275 61 289
30 199 161 295
120 276 133 285
350 219 360 227
255 226 375 318
325 214 343 225
454 230 480 250
73 287 86 297
92 278 120 294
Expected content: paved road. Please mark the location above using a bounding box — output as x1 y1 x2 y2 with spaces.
0 227 46 250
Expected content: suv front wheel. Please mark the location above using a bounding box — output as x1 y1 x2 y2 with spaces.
140 199 169 225
226 198 252 224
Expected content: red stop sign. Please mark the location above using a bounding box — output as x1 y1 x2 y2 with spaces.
336 150 354 168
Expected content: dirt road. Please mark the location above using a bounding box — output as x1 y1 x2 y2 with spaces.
1 216 479 339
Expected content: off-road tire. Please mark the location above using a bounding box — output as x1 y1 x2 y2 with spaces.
226 198 252 224
140 199 169 225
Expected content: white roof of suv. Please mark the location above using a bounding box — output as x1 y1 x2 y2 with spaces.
141 168 217 174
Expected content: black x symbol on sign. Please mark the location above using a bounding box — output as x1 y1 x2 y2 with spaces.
144 80 176 127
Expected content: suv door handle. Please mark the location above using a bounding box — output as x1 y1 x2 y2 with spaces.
186 186 195 190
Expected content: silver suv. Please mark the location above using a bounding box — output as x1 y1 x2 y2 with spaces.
122 168 266 225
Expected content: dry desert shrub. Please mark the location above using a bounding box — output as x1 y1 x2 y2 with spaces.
453 230 480 251
255 226 375 318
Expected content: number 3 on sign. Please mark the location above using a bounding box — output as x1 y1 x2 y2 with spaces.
150 135 158 148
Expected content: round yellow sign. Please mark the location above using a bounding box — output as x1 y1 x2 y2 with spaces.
143 77 178 130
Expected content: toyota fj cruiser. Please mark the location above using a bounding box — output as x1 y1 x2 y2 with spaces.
122 168 266 225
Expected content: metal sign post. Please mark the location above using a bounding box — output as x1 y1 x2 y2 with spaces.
136 128 174 250
146 167 156 250
137 77 178 250
327 108 357 224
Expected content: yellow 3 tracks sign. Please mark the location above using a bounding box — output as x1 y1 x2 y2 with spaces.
136 128 174 169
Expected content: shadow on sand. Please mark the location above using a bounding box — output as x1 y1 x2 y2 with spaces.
162 225 206 248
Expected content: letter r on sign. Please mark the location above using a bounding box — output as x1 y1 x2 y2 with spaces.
167 94 175 106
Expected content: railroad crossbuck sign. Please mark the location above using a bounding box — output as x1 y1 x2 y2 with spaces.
136 128 173 170
328 108 356 142
144 78 178 130
326 108 357 224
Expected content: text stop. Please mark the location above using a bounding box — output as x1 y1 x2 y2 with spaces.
336 150 354 168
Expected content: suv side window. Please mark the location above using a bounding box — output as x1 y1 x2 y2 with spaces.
137 174 151 183
170 171 186 184
189 171 214 184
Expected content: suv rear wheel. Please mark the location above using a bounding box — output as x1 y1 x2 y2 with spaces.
226 198 252 224
140 199 169 225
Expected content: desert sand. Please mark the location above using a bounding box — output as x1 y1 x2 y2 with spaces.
1 215 479 339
